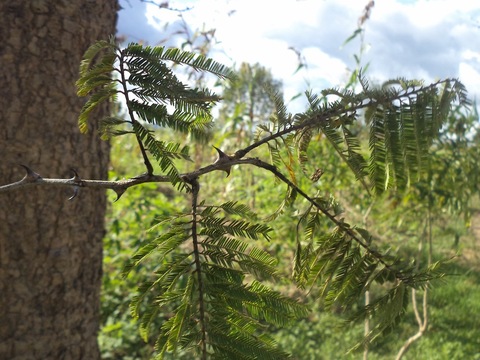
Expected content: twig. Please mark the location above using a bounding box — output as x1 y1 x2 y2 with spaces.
244 158 402 276
0 165 169 200
233 78 456 161
188 177 208 360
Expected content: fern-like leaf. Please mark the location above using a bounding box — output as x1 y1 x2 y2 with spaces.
76 38 118 133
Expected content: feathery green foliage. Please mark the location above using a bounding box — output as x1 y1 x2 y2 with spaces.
78 38 471 358
77 37 235 179
124 200 307 359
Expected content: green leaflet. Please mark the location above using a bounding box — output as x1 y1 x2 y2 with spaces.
126 202 306 359
290 200 447 348
199 216 272 241
124 45 236 80
266 86 291 130
77 86 117 134
76 38 117 134
365 79 468 194
346 282 409 352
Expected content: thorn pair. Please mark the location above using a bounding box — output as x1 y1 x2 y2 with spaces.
20 164 81 200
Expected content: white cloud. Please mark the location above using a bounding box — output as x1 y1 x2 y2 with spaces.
300 47 349 86
459 63 480 100
118 0 480 110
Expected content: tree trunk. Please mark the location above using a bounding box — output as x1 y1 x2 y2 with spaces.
0 1 117 358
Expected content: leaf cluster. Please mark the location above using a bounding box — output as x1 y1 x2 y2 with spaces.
78 38 473 358
243 74 469 346
124 200 307 359
77 37 235 187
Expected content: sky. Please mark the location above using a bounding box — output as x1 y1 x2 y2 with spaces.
117 0 480 112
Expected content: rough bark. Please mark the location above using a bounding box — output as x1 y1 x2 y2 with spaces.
0 1 117 359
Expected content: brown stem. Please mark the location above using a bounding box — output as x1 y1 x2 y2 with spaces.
189 177 207 360
247 158 402 276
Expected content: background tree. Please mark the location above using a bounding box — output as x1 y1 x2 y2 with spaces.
216 62 283 208
0 2 117 358
218 62 283 147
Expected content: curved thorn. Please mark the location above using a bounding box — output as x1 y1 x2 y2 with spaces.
19 164 42 182
213 146 232 177
213 145 229 160
113 187 126 202
68 186 79 201
70 168 81 181
132 172 149 180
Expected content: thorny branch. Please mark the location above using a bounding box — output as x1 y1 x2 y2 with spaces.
2 77 456 197
2 156 399 279
0 157 260 198
246 158 402 277
0 79 459 287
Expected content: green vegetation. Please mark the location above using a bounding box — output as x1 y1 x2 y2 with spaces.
83 36 480 359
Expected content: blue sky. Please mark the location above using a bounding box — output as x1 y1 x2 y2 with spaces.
118 0 480 112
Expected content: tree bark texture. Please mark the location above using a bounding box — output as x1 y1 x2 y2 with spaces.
0 1 117 359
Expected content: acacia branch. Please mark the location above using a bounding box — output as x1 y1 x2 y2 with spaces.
233 78 456 160
0 165 169 200
0 156 259 198
243 158 402 277
1 79 453 199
